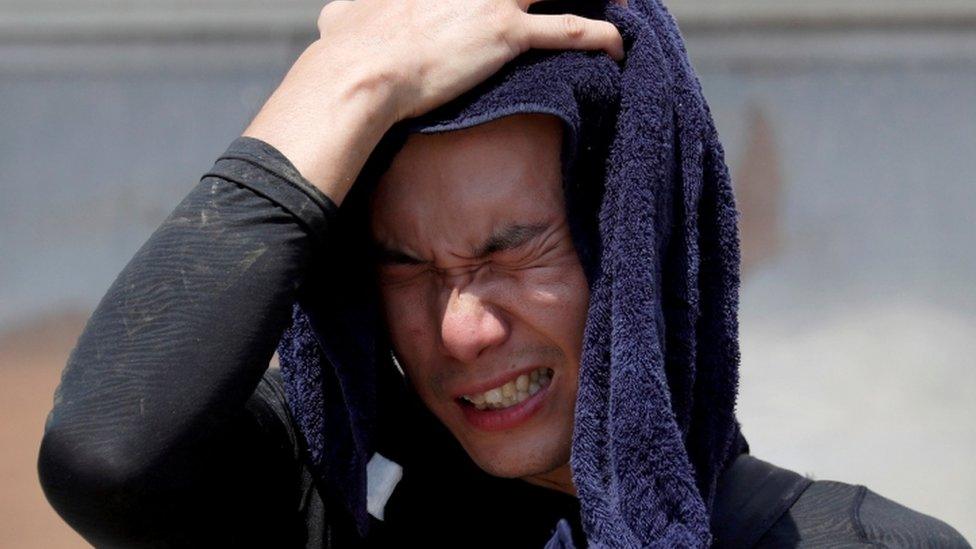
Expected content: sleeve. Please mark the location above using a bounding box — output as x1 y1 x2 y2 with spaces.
857 487 971 548
36 136 338 548
756 480 971 549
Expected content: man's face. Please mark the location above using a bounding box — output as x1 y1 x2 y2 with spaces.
370 114 589 482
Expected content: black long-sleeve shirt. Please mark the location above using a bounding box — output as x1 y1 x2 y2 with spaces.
36 137 587 548
37 137 970 548
37 137 336 547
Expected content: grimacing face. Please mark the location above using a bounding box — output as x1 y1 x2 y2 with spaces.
369 113 589 490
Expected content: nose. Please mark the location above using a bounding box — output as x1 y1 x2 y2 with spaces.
438 285 509 363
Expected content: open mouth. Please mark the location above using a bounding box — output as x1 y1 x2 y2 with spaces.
457 367 553 410
456 367 555 431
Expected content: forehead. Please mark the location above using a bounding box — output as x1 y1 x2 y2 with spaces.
370 114 566 252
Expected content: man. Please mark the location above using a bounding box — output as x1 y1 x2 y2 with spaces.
38 0 968 547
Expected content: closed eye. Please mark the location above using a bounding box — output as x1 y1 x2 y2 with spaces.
373 221 553 268
490 238 559 270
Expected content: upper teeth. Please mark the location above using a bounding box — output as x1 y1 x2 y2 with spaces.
461 367 552 410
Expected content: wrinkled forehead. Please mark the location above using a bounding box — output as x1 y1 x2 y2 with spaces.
369 114 567 245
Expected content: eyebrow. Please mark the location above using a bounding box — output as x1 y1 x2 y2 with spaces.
375 222 549 265
474 222 549 258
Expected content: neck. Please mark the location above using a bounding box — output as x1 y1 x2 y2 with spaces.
522 462 577 496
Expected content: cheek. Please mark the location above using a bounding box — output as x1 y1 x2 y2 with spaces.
517 267 589 344
380 284 455 401
380 285 430 354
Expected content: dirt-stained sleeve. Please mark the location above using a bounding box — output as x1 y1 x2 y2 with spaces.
37 136 337 547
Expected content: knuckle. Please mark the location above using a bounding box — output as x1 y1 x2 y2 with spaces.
559 14 586 40
317 1 348 27
321 0 350 14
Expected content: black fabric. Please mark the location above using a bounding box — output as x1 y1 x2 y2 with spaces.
711 453 813 548
756 482 970 548
38 137 970 548
37 136 332 548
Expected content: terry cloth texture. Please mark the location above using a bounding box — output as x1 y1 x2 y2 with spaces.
276 0 745 546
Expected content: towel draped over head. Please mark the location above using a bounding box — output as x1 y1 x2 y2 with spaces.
276 0 745 546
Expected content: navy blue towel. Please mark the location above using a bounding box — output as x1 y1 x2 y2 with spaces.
277 0 744 545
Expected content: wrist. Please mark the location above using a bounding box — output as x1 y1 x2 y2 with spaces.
243 41 398 206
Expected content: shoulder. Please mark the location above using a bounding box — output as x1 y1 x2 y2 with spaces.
245 367 300 454
712 452 969 548
760 476 970 548
857 486 970 548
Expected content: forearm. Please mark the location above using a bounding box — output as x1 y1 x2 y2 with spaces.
37 137 335 546
243 39 397 206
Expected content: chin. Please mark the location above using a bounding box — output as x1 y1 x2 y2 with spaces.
420 368 579 480
458 428 572 479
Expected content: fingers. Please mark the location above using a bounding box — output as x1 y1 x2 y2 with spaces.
317 0 353 35
519 13 625 61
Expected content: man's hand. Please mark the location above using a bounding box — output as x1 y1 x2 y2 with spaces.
243 0 624 205
316 0 624 121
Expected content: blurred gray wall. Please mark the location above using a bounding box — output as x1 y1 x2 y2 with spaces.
2 0 974 543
